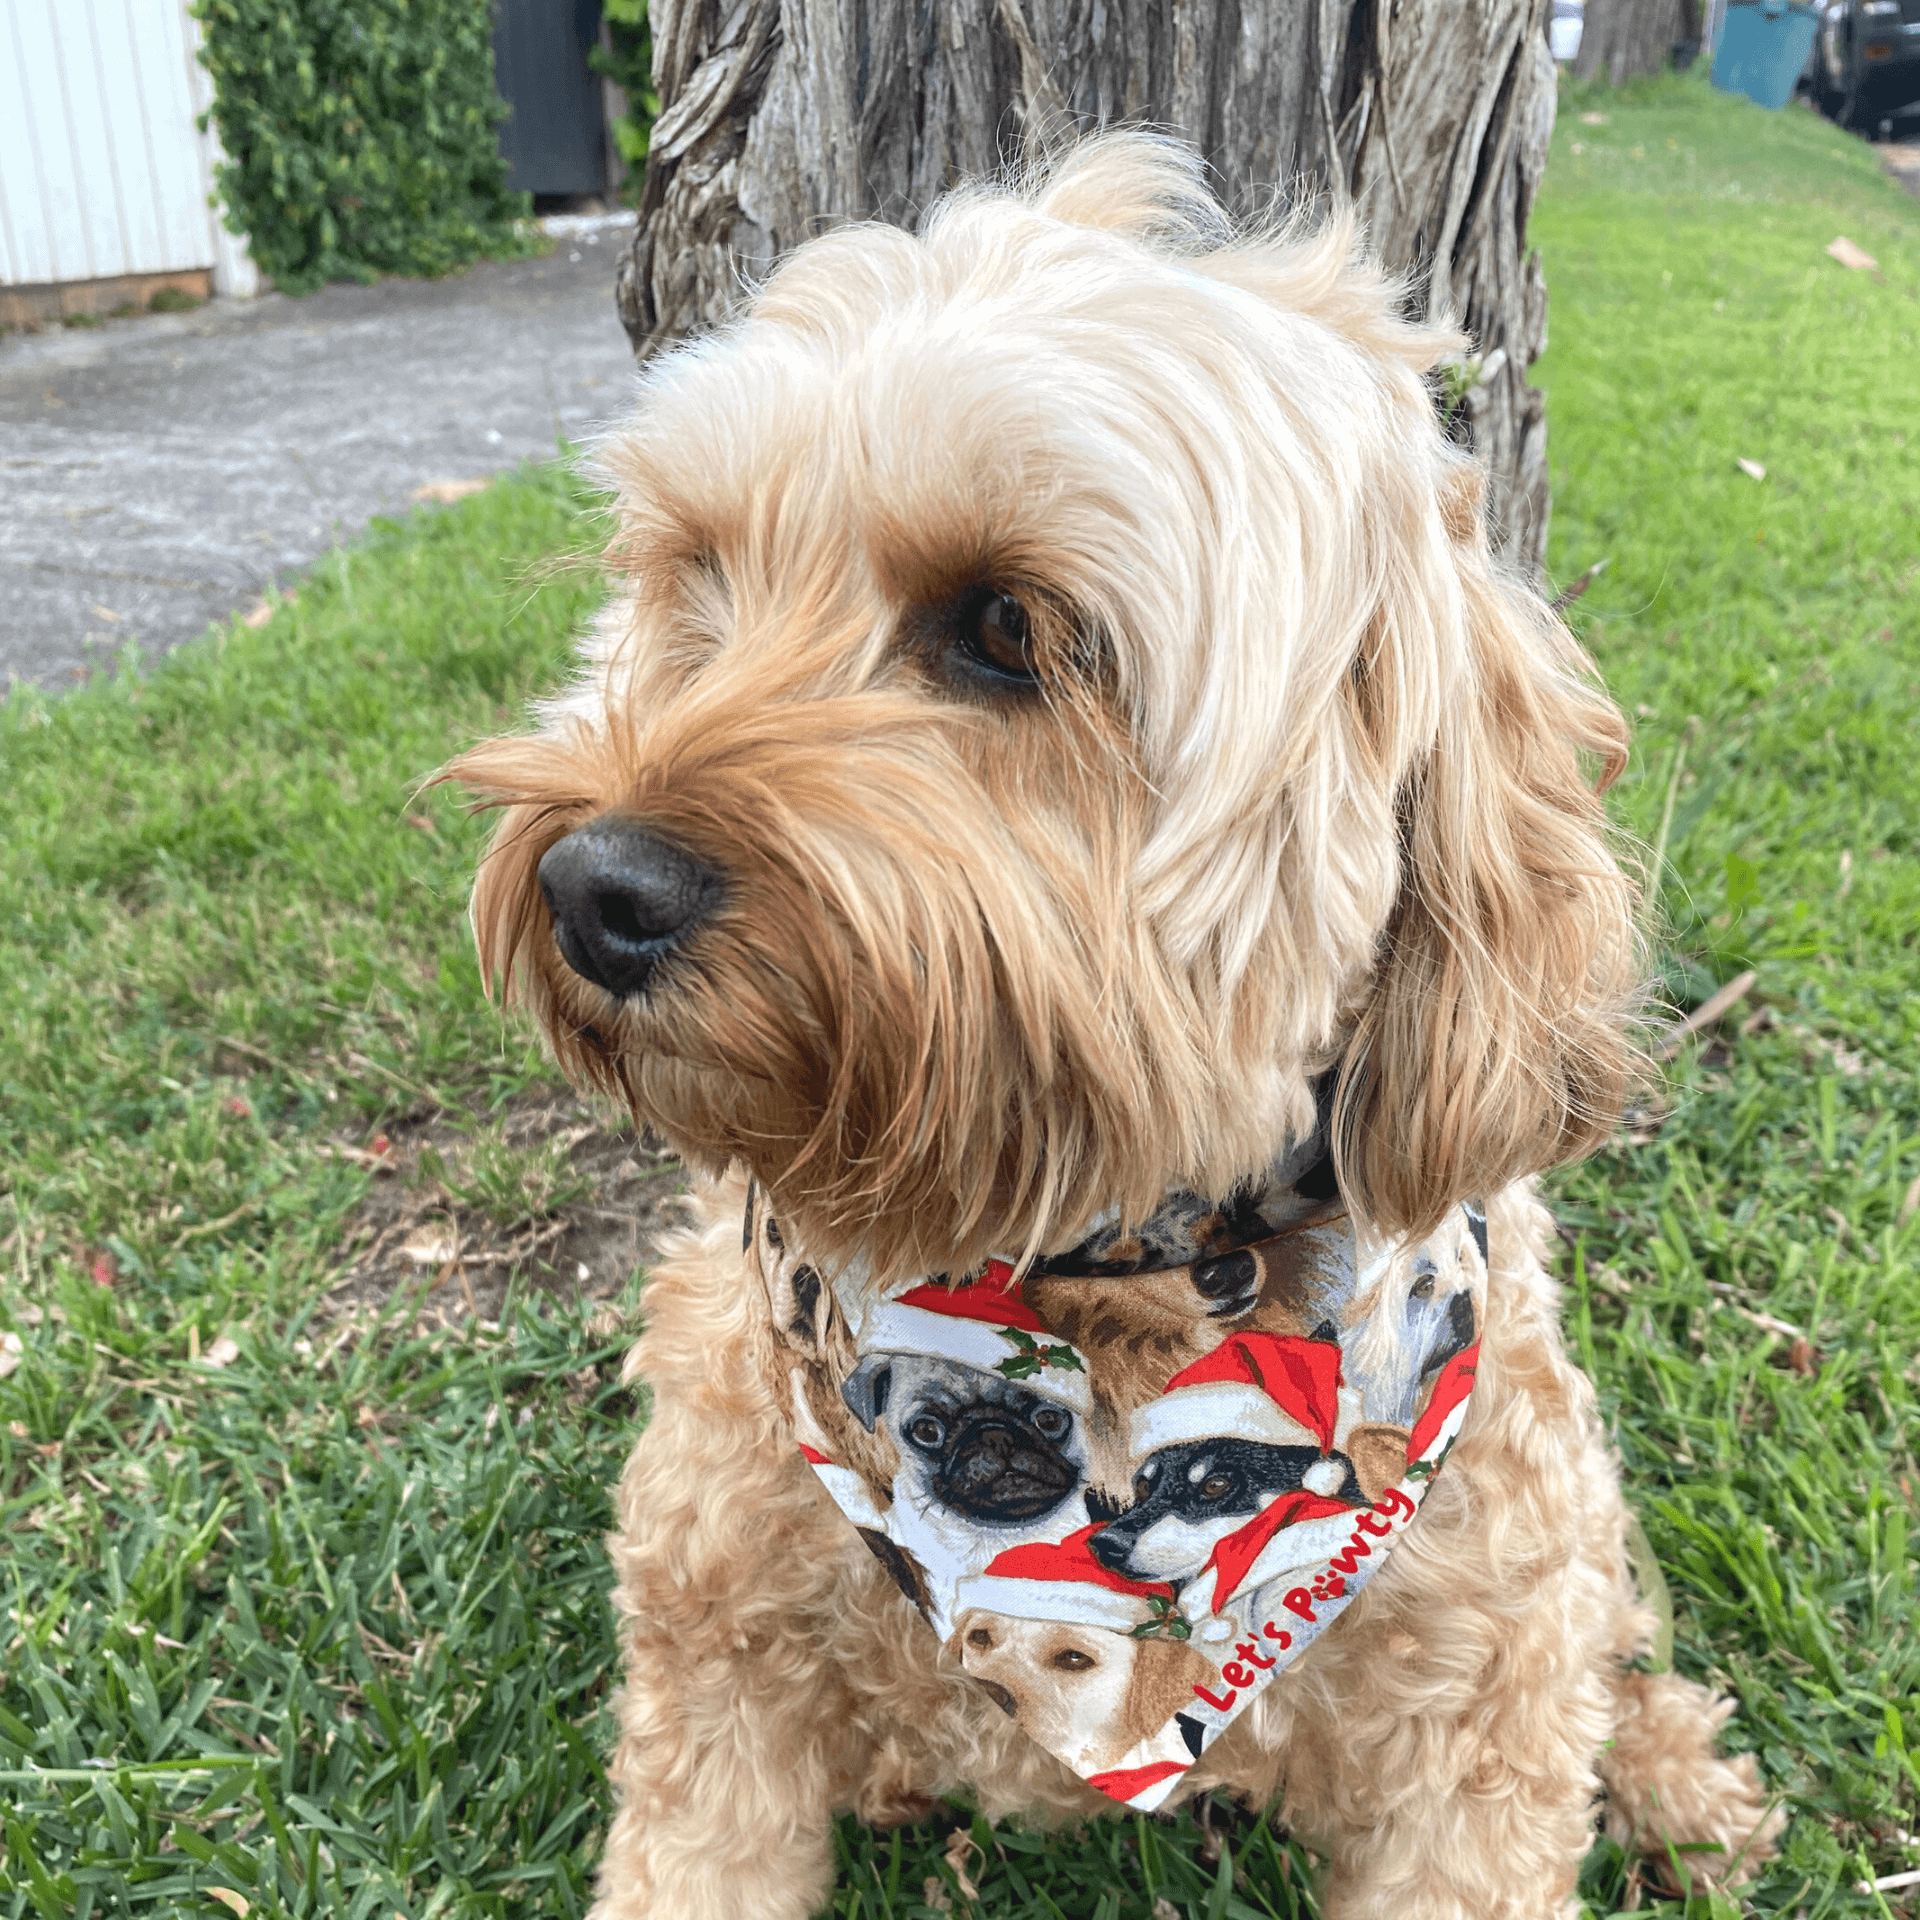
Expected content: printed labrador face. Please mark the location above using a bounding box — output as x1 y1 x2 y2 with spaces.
952 1613 1139 1768
950 1610 1220 1774
1089 1437 1364 1584
841 1352 1088 1526
1359 1261 1478 1427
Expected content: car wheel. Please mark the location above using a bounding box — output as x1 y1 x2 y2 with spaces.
1839 63 1864 128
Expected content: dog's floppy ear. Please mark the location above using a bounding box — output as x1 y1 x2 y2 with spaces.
1334 502 1640 1243
1120 1635 1222 1745
841 1354 895 1432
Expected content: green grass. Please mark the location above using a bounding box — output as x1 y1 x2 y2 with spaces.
2 69 1917 1920
1529 71 1920 1918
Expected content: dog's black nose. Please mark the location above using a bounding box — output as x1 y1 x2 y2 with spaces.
537 817 720 998
1086 1524 1140 1575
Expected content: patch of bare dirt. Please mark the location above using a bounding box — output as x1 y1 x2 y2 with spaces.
1885 144 1920 201
320 1085 685 1332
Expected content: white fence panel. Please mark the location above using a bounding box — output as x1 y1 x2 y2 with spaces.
0 0 251 291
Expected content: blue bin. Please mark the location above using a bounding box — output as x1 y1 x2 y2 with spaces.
1712 0 1820 110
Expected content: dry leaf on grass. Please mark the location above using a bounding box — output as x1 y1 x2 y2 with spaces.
207 1892 249 1918
944 1827 983 1899
1737 457 1767 482
0 1330 23 1379
321 1140 396 1172
203 1333 241 1368
1787 1336 1821 1377
401 1228 459 1268
1826 235 1878 272
241 593 296 628
413 478 491 504
1580 111 1609 125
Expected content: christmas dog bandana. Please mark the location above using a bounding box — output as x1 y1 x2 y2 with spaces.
749 1151 1483 1813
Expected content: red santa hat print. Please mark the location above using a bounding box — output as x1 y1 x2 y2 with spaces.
952 1523 1175 1633
1129 1330 1353 1472
857 1262 1091 1408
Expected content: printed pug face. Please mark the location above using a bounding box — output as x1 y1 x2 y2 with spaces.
841 1352 1089 1528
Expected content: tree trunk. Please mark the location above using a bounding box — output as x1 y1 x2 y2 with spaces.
1573 0 1687 85
616 0 1561 575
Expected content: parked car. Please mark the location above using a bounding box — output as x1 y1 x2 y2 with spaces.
1812 0 1920 130
1551 0 1585 61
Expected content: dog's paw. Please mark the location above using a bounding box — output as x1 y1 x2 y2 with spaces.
1192 1248 1262 1319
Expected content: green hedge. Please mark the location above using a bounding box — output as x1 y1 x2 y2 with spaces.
592 0 656 179
194 0 530 294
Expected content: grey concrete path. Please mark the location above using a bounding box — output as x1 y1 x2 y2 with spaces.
0 227 640 691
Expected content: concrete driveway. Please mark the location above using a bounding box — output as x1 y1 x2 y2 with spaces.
0 225 639 692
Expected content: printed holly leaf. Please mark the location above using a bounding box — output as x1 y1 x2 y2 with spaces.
1129 1594 1191 1641
996 1326 1083 1377
1405 1433 1458 1482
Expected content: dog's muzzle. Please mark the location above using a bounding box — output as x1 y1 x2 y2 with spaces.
537 816 721 998
934 1415 1080 1524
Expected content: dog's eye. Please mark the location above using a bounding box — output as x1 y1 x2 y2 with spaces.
959 588 1036 683
966 1626 996 1652
1032 1405 1070 1442
1200 1474 1233 1501
1410 1271 1436 1301
1132 1472 1154 1504
906 1413 946 1450
1050 1647 1096 1672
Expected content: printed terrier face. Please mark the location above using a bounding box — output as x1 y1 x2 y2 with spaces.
841 1353 1087 1527
1089 1437 1363 1586
451 136 1635 1284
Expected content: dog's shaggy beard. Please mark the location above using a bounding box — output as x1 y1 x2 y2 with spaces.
451 665 1295 1286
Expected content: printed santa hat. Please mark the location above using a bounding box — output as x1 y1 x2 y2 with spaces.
1086 1758 1188 1807
1408 1343 1479 1463
1199 1487 1362 1609
857 1261 1091 1408
796 1443 887 1531
952 1523 1174 1633
1130 1330 1348 1458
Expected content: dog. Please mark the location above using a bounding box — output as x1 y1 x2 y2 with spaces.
1094 1435 1370 1584
947 1607 1222 1778
840 1350 1087 1527
451 133 1783 1919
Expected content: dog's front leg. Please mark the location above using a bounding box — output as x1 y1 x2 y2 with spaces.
590 1208 940 1920
592 1393 876 1920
